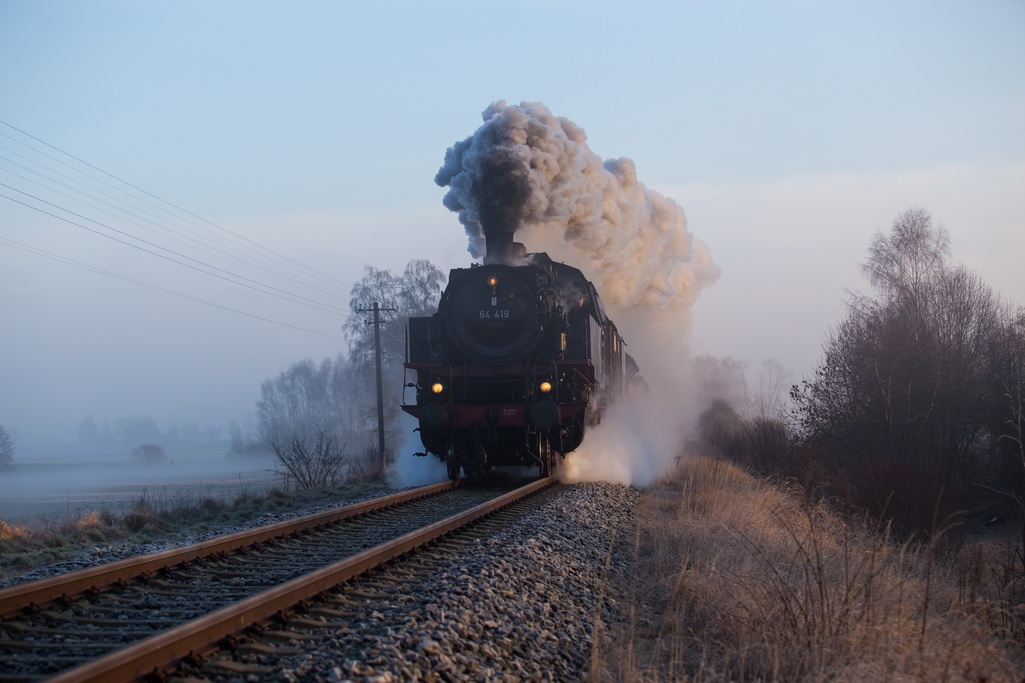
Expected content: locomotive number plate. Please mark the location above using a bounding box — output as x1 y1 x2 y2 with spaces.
479 309 511 319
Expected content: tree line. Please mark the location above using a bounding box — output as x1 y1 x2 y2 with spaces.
78 415 226 447
697 208 1024 538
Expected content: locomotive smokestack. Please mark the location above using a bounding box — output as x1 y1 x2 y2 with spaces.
483 232 525 265
484 232 512 265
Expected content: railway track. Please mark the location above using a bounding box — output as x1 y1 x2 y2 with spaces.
0 476 556 682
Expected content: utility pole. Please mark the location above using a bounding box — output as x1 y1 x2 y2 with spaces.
358 301 396 473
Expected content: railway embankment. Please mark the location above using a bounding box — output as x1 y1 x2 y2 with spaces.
3 462 1022 681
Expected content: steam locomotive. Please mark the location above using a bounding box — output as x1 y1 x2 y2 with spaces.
402 231 639 479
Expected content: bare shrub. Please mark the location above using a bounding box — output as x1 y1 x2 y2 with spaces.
695 402 797 480
742 416 792 473
120 496 169 534
854 459 964 541
990 306 1025 498
696 399 746 458
269 428 347 490
130 443 167 464
346 447 386 483
200 498 225 514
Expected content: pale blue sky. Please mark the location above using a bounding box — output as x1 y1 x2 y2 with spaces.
1 1 1022 445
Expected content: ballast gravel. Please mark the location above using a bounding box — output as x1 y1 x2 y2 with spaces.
0 491 397 589
265 482 638 683
3 482 640 682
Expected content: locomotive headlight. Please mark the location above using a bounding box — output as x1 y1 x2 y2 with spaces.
486 275 499 287
539 381 552 394
431 382 444 394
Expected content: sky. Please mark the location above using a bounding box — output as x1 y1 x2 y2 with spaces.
1 0 1022 450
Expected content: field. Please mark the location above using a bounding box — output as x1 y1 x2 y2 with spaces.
0 447 280 527
0 447 332 577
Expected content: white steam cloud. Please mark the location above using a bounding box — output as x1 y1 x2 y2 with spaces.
436 100 719 318
389 413 449 487
436 101 719 486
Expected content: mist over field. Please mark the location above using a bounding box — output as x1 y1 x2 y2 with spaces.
0 443 277 525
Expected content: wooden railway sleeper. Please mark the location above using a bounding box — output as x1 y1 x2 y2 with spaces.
203 657 278 676
236 640 303 656
0 621 157 639
39 609 179 628
0 638 117 651
261 629 325 644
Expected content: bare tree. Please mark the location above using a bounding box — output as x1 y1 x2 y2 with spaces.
695 399 745 457
344 259 445 367
344 265 402 368
398 258 446 317
755 358 791 418
0 424 14 468
269 428 347 490
861 207 950 309
130 443 167 464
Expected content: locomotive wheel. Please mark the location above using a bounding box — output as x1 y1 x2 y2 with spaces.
539 433 557 478
446 439 460 481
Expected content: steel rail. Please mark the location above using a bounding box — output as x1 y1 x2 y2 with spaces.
46 476 555 683
0 480 456 621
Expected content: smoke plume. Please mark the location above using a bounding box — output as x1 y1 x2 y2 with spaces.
436 100 719 318
436 101 720 485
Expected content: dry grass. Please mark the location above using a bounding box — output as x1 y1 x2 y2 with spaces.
594 456 1025 682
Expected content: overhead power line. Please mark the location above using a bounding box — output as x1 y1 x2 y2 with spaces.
0 147 342 304
0 123 346 302
0 236 343 340
0 119 361 338
0 120 348 294
0 141 346 303
0 185 343 315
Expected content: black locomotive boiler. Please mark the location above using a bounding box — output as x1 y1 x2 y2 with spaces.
402 231 639 479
